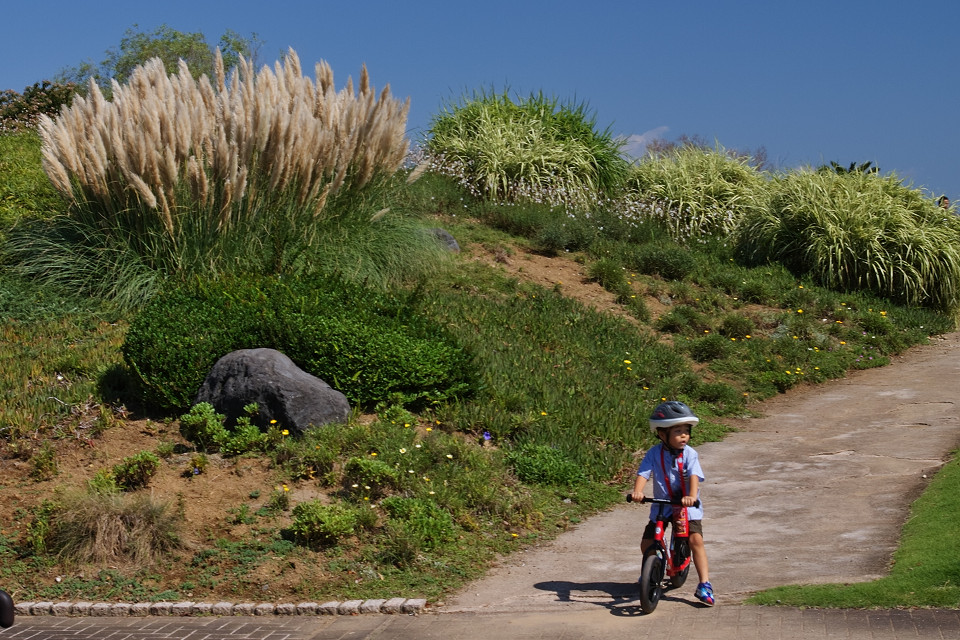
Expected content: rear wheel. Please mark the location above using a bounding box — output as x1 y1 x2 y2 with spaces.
639 548 665 613
669 564 690 589
0 589 13 629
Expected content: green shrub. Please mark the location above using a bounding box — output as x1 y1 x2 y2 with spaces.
343 457 401 499
688 333 730 363
0 81 77 132
719 313 755 339
112 451 161 491
626 243 696 280
587 257 628 293
506 443 587 486
380 496 456 551
123 274 478 411
178 403 230 452
29 441 59 481
289 501 361 548
654 305 711 335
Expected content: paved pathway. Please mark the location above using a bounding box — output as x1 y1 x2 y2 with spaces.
3 606 960 639
3 333 959 639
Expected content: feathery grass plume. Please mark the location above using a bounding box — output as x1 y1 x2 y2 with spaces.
735 169 960 311
36 47 409 232
17 48 424 305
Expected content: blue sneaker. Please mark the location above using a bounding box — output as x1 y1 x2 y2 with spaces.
695 581 715 606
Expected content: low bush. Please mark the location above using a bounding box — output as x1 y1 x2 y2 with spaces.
506 443 587 486
123 274 478 411
625 242 697 281
288 501 362 548
380 496 456 551
111 451 161 490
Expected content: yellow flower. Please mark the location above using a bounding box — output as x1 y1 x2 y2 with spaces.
745 334 752 339
797 309 803 314
283 484 289 492
624 360 632 364
541 411 547 416
511 533 519 538
370 452 378 457
404 423 410 428
270 419 277 424
446 454 454 459
281 429 289 436
426 427 433 432
840 341 846 345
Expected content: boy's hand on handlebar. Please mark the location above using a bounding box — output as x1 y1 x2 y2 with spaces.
681 495 697 507
629 492 646 503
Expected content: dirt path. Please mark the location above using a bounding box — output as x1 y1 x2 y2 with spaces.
439 331 960 612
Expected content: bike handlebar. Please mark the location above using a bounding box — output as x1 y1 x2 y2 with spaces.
625 494 700 509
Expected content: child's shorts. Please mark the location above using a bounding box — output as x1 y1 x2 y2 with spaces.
642 519 702 539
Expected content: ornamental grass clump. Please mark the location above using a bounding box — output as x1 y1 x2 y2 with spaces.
625 144 768 243
735 169 960 311
425 90 629 208
38 48 409 231
14 48 417 306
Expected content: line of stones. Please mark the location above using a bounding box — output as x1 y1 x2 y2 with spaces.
14 598 427 617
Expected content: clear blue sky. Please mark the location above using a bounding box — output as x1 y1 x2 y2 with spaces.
3 1 957 199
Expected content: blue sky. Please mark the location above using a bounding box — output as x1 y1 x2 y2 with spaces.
2 1 957 199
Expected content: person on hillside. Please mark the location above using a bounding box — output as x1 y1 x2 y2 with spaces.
631 400 714 606
937 195 951 210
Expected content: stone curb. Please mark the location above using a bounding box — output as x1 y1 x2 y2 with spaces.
13 598 426 618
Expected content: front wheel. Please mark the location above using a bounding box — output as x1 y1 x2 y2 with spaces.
639 549 665 613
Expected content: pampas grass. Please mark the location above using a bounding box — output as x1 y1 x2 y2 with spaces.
38 47 409 233
7 49 454 305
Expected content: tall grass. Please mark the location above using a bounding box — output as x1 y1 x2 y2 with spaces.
625 143 769 242
6 49 441 306
425 90 629 207
736 170 960 311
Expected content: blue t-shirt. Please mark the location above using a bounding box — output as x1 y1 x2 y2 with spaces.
637 443 704 521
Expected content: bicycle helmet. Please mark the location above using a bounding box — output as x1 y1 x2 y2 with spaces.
648 400 699 436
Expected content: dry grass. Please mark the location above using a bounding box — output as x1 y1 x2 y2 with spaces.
38 48 410 234
47 490 185 566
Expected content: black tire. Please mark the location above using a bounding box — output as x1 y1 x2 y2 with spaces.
639 549 665 614
669 564 690 589
0 589 13 629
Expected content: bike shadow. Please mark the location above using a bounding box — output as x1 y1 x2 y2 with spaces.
533 580 706 616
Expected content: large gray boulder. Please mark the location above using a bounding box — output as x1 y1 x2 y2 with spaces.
194 348 350 436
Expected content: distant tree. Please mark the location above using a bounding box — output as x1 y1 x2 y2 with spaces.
817 160 880 175
56 24 262 97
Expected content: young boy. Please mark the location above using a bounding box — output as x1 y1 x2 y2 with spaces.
631 400 714 606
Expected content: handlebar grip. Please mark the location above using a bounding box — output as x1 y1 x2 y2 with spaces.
625 494 700 508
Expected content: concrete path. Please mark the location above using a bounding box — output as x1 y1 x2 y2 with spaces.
440 332 960 613
3 333 959 639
